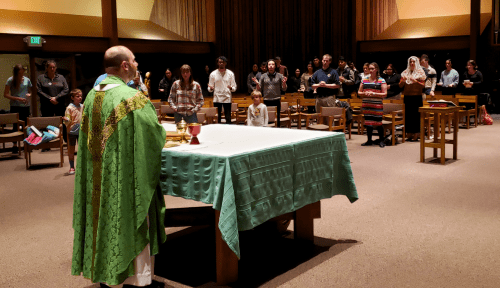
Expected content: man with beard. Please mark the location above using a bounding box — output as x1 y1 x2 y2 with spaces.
71 45 167 288
208 56 237 124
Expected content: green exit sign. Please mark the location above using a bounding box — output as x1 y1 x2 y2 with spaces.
30 36 41 45
24 36 44 47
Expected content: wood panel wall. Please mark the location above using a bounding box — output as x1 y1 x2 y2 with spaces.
214 0 354 93
150 0 209 42
359 0 399 41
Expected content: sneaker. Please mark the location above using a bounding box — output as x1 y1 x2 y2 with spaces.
361 141 373 146
68 168 75 175
379 141 386 148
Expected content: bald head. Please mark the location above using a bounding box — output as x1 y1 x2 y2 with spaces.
104 46 133 69
103 46 137 83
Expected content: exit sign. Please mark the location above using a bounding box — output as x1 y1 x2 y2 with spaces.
23 36 45 47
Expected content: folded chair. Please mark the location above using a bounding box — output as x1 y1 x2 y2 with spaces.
456 94 478 129
24 116 64 169
266 106 278 127
382 103 405 146
0 113 25 156
279 102 292 128
298 98 319 129
160 105 175 122
199 107 218 124
307 107 347 136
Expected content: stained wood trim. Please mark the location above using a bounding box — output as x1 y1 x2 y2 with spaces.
0 34 211 54
101 0 118 46
359 36 470 53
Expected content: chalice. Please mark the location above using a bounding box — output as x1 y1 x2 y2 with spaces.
176 120 189 144
188 123 201 145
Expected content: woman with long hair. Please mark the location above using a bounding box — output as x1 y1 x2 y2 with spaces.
399 56 426 141
168 64 204 123
358 62 388 147
299 61 314 93
462 60 483 95
382 63 402 100
3 64 32 153
158 68 176 102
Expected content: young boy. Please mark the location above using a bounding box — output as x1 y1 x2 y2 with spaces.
247 91 269 126
63 89 83 175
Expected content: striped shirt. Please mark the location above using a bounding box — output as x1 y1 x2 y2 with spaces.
168 80 204 115
361 77 386 126
423 66 437 91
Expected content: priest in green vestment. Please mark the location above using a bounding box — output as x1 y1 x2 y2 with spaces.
71 46 167 287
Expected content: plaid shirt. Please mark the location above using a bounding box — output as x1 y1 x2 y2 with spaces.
168 80 204 114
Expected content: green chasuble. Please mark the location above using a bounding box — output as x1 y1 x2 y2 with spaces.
71 76 167 285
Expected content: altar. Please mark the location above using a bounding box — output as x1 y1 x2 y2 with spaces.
159 124 358 284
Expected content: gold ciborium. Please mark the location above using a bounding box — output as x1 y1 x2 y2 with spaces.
176 119 189 144
188 123 201 145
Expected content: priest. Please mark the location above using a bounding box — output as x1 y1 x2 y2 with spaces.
71 45 167 288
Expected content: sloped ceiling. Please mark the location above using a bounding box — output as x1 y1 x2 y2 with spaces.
0 0 155 20
0 9 188 41
395 0 491 19
374 13 492 40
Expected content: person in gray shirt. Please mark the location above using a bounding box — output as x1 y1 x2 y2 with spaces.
437 59 459 95
255 59 287 126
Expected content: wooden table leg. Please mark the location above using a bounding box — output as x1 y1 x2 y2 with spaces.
294 202 317 244
215 211 238 285
433 113 439 159
420 113 425 162
440 114 446 164
453 111 459 160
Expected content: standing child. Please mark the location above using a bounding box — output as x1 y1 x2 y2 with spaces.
63 89 83 175
247 91 269 126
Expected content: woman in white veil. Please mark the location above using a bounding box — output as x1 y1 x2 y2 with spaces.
399 56 426 141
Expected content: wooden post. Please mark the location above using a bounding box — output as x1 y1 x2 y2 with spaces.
470 0 480 60
101 0 119 47
294 203 316 243
70 55 77 91
29 55 38 117
215 210 238 285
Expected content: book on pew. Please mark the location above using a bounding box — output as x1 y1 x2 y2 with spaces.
428 100 457 107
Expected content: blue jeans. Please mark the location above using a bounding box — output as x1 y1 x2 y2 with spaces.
174 112 198 123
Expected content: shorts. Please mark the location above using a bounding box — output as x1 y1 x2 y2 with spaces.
68 134 79 146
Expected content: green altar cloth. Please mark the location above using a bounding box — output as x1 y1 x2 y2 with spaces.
159 124 358 259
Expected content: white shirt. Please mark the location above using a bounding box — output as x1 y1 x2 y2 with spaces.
208 69 237 103
247 103 269 126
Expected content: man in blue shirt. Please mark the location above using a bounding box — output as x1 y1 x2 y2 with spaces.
310 54 340 113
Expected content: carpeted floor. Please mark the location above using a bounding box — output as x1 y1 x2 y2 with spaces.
1 120 499 288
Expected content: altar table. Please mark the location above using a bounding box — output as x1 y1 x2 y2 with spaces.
159 124 358 284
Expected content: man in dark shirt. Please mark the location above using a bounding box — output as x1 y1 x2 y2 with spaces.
310 54 340 113
312 56 322 72
336 56 355 99
247 64 259 94
275 56 288 78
